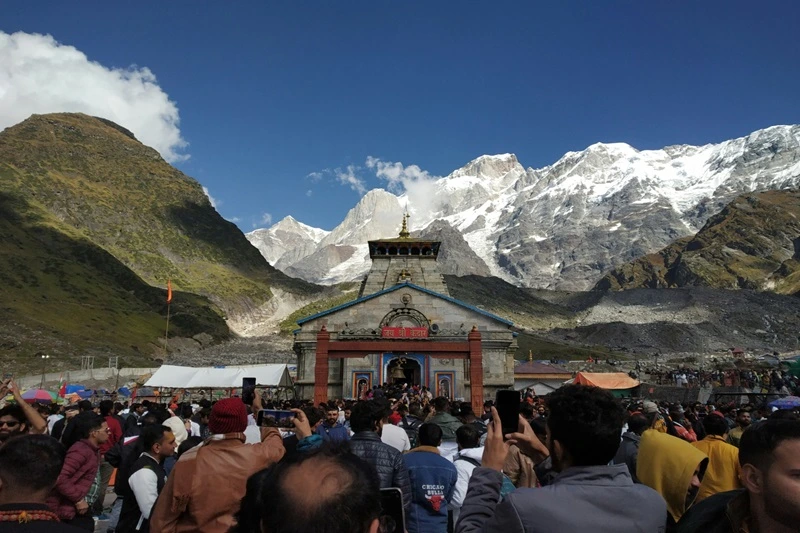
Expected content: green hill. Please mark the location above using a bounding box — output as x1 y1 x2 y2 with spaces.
0 113 317 371
596 189 800 295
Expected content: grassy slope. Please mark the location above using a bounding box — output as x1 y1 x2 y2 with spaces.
0 114 317 315
0 190 229 371
0 113 319 372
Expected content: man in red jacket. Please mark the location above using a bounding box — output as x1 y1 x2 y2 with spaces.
48 412 110 530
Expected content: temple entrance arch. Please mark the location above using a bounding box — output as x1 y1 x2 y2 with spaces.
385 355 422 387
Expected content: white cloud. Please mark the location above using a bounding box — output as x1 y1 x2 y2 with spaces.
365 156 443 226
306 171 324 182
225 216 241 223
259 213 273 226
0 31 188 162
202 187 219 208
306 189 313 197
335 165 367 195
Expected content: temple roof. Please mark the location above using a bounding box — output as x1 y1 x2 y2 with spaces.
296 281 513 326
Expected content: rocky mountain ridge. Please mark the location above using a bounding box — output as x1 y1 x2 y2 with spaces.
248 125 800 290
596 189 800 294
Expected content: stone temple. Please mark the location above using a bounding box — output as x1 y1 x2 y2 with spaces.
292 215 518 412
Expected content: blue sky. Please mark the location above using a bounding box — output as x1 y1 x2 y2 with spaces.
2 1 799 231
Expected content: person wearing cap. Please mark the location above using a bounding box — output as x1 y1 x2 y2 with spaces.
643 401 668 433
149 394 286 533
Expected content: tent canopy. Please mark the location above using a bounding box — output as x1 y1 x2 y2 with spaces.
144 364 293 389
573 372 640 390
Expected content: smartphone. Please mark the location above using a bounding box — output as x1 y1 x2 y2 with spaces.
242 377 256 406
257 409 295 429
379 487 405 533
495 389 521 436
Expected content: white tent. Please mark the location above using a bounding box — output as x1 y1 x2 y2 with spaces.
144 364 293 389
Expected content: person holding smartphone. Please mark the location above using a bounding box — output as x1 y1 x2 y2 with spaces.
456 385 668 533
150 392 286 533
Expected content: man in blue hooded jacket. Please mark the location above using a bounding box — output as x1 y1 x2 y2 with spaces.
403 423 458 533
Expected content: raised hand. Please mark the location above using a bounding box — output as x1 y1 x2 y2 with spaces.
481 407 511 472
290 408 312 440
505 415 549 463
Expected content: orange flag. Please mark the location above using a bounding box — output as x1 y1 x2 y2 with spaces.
167 279 173 304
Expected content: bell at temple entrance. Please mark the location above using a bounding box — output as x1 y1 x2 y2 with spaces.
390 366 406 381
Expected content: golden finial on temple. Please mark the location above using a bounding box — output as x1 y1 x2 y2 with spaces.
399 212 410 239
528 350 533 363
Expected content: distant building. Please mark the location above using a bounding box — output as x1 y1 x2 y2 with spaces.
292 215 517 412
513 356 572 395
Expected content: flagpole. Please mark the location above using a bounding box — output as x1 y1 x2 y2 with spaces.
164 279 172 356
164 301 171 355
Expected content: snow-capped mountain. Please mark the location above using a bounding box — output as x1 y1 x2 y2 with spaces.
246 125 800 289
247 216 329 267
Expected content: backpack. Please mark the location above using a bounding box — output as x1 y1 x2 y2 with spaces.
399 416 421 449
469 421 488 437
454 455 516 499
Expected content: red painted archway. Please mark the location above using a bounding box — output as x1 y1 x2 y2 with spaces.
314 325 485 413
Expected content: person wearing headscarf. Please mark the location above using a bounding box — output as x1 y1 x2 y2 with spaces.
638 429 709 531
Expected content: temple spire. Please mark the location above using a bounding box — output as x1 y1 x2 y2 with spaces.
399 212 410 239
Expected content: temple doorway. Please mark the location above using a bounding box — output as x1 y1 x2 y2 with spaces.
387 356 422 386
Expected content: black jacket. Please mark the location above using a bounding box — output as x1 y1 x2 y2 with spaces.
105 434 145 498
117 454 166 533
50 418 66 442
349 431 412 512
676 489 746 533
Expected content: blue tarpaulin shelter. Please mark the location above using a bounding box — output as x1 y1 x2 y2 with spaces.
768 396 800 409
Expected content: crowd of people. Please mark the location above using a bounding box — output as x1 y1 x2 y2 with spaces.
641 366 799 391
1 376 799 533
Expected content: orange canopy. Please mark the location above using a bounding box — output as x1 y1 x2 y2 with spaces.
573 372 640 390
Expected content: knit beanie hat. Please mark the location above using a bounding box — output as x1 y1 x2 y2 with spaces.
208 398 248 434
